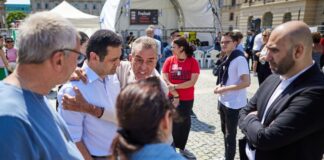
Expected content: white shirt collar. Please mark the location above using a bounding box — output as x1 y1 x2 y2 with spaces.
82 62 102 84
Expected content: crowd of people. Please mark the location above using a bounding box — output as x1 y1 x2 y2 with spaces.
0 11 324 160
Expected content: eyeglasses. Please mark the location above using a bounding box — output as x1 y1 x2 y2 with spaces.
221 41 233 44
52 48 86 65
6 41 13 43
134 56 156 66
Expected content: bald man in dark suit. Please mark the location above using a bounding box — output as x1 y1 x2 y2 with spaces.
239 21 324 160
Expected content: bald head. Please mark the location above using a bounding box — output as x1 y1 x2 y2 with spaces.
272 21 313 55
265 21 314 78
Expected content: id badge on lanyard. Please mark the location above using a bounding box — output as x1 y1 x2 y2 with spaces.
177 70 181 76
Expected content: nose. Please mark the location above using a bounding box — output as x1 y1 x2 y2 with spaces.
116 58 121 66
140 61 148 70
265 50 272 62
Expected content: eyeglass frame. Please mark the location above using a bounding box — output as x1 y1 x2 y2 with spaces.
52 48 86 65
133 55 157 67
220 40 233 45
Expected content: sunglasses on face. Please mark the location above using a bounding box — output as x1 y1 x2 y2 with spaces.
6 41 13 43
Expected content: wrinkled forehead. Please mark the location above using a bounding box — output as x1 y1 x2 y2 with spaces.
134 47 157 58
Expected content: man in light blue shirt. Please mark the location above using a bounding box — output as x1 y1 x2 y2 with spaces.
58 29 122 159
0 11 83 159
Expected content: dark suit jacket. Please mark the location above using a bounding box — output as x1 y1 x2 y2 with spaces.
245 35 254 52
239 64 324 160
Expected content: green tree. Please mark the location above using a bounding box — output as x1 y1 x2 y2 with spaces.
6 11 27 28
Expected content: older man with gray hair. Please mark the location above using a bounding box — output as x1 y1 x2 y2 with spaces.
0 11 83 159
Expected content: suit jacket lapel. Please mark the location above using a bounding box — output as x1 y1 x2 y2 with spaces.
258 76 281 120
262 64 320 125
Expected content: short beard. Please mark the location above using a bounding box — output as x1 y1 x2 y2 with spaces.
274 47 295 75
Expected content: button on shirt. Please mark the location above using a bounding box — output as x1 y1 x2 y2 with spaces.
58 63 120 156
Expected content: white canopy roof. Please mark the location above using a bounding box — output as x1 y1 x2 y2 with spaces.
50 1 99 34
51 1 98 19
100 0 219 44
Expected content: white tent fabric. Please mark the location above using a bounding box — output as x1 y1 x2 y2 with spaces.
100 0 121 32
101 0 218 44
178 0 214 28
50 1 99 31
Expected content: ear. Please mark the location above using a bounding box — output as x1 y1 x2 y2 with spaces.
159 110 172 132
180 46 184 52
50 51 65 72
128 54 133 61
233 40 239 46
89 52 99 62
293 44 304 60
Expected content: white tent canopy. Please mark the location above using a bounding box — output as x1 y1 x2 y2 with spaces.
50 1 99 34
100 0 220 45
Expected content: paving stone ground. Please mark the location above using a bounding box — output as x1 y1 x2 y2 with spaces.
185 69 259 160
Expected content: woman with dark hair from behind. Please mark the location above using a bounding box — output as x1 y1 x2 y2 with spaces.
162 37 200 159
111 77 185 160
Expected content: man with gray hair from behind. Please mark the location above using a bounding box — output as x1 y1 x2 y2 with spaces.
0 11 83 159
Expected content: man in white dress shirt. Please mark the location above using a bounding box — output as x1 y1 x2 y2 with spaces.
57 29 122 159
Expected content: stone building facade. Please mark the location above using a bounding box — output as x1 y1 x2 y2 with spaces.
221 0 324 33
30 0 105 16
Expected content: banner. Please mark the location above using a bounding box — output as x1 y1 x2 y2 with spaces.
130 9 158 25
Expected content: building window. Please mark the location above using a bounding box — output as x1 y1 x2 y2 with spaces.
229 25 233 31
320 22 324 34
84 4 88 10
247 16 253 29
231 0 236 6
45 3 48 9
93 4 96 10
229 12 234 21
283 12 292 23
262 12 273 28
37 3 41 9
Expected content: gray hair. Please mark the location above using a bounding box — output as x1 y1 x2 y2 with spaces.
17 11 78 64
131 36 157 56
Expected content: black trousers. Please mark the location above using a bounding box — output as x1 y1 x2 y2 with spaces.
218 101 241 160
172 100 194 150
